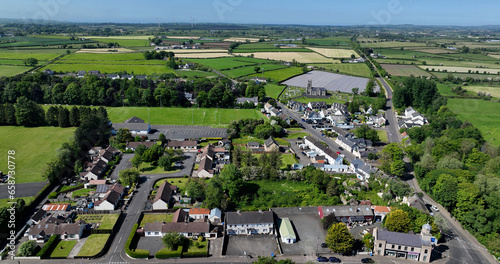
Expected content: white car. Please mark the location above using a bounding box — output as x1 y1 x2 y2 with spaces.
431 205 439 211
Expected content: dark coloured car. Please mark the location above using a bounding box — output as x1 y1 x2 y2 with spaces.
361 258 374 263
317 256 329 262
329 256 341 262
321 243 328 248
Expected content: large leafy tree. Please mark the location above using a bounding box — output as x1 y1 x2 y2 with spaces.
18 240 38 257
116 128 134 143
433 174 458 210
119 168 140 187
15 97 45 127
385 209 412 233
185 179 205 200
158 154 172 171
162 232 189 250
325 222 354 254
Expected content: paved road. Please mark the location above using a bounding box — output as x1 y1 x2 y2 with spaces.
110 154 134 180
376 77 400 144
278 102 357 163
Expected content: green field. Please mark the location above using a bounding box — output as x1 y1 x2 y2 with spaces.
107 107 263 127
185 57 270 70
0 52 61 61
462 85 500 98
265 84 286 98
76 234 110 257
360 41 427 48
42 63 174 75
310 63 371 77
222 63 286 78
140 213 174 227
248 67 303 82
433 71 500 80
447 99 500 146
174 69 217 77
90 38 149 47
0 65 32 77
0 126 75 183
376 130 388 142
380 64 432 77
0 36 94 48
49 240 77 258
60 53 144 61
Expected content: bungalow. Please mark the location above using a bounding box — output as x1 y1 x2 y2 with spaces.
236 97 259 106
279 218 296 244
264 136 279 152
111 116 151 135
144 221 216 239
190 208 210 220
226 210 274 235
77 70 86 78
166 140 198 151
152 181 177 210
107 74 120 79
126 141 156 151
183 63 196 69
28 217 85 242
308 101 328 110
28 209 47 226
121 74 134 80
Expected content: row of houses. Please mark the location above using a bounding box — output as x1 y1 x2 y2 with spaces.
49 69 147 80
197 144 230 178
80 146 120 181
303 135 344 167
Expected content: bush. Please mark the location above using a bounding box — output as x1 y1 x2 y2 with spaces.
182 250 207 258
155 246 182 259
48 192 58 199
37 235 59 258
18 240 38 257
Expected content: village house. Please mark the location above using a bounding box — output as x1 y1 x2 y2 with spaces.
94 183 125 211
350 158 377 181
144 221 217 239
318 205 374 223
28 216 86 242
226 210 274 235
373 224 434 262
246 141 261 150
152 181 177 210
125 141 156 151
209 208 222 223
166 140 198 151
308 101 328 110
190 208 210 220
278 217 296 244
236 97 259 106
264 136 279 152
287 100 306 112
304 136 344 165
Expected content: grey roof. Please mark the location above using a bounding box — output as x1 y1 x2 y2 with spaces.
264 136 277 147
167 140 197 147
322 205 373 218
210 208 222 219
226 211 274 225
162 222 210 233
96 184 111 193
104 190 121 205
377 229 430 248
135 75 147 80
31 209 46 222
95 160 107 169
282 70 380 94
112 122 150 132
236 97 258 104
126 141 156 149
101 150 114 161
107 74 119 78
124 116 145 123
247 141 260 147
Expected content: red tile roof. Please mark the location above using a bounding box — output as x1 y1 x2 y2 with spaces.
189 208 210 215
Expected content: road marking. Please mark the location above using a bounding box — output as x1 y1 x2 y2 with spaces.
118 236 123 244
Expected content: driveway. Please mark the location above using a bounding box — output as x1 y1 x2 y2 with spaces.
110 153 134 180
287 138 310 166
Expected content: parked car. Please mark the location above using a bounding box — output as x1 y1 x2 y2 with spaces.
361 258 374 263
321 243 328 248
317 256 329 262
431 205 439 211
329 256 341 262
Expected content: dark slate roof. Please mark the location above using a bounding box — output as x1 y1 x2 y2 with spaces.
107 74 119 78
162 222 210 233
173 209 189 222
104 190 121 205
377 229 429 247
95 160 107 169
167 140 197 147
126 141 156 149
247 142 260 147
124 116 145 123
90 165 103 176
135 75 147 80
112 122 150 132
101 151 113 161
322 205 373 218
226 211 274 225
264 137 277 147
31 209 46 222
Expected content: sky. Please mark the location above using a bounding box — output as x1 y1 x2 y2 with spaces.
0 0 499 26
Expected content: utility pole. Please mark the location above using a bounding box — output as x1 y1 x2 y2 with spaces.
262 67 264 78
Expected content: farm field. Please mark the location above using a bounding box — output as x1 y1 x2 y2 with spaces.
305 36 352 46
307 47 358 58
432 72 500 80
309 63 371 77
174 69 217 77
447 98 500 146
60 52 144 61
166 36 200 39
41 63 174 75
79 35 154 40
489 54 500 59
224 37 261 42
410 48 458 54
222 63 285 78
0 126 75 183
75 48 135 53
380 64 432 77
0 65 32 77
106 107 263 127
76 234 110 257
247 67 303 82
462 85 500 98
436 83 455 97
0 51 61 60
235 52 333 63
175 52 231 58
89 38 149 47
265 84 286 98
161 49 227 53
0 36 94 48
419 65 500 74
360 41 427 48
185 57 269 70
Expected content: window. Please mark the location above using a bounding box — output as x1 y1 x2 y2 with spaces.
398 246 401 250
391 244 395 249
379 243 382 248
424 249 428 254
404 246 407 251
411 247 414 251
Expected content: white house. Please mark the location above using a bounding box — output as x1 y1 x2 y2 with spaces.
279 217 296 244
209 208 222 223
28 217 85 242
190 208 210 220
152 181 176 210
226 210 274 235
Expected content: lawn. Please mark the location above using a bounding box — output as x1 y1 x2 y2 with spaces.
376 130 389 143
0 65 32 77
309 63 371 77
154 177 192 190
236 52 333 64
0 197 33 208
139 162 180 175
447 98 500 146
222 63 286 78
71 188 95 198
281 154 298 168
76 234 110 257
247 67 304 83
139 213 174 227
0 126 76 183
186 240 208 254
106 107 263 127
49 240 77 258
294 96 346 105
283 132 310 139
265 84 286 98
